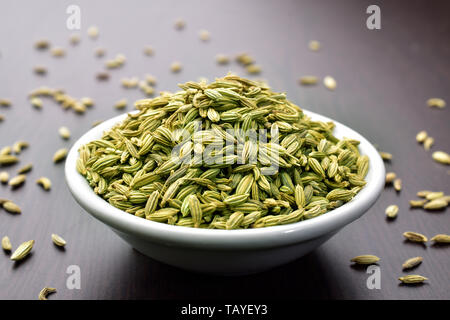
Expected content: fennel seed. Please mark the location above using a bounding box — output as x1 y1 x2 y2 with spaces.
10 240 34 261
426 98 446 109
0 171 9 183
170 61 182 73
53 148 68 163
416 130 427 143
385 172 396 184
59 127 71 139
51 234 66 247
402 257 423 270
17 163 33 174
430 234 450 243
2 201 21 213
385 205 399 219
36 177 51 190
432 151 450 165
399 275 428 284
87 25 99 38
38 287 57 300
350 255 380 264
308 40 321 51
323 76 336 90
2 236 12 251
403 231 427 243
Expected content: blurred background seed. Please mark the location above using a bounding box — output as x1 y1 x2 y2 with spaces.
308 40 321 51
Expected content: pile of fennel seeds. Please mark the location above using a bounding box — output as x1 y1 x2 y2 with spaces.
77 74 368 229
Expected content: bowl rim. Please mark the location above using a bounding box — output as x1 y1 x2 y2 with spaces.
65 109 385 250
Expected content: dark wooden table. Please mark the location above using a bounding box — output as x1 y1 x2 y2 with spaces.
0 0 449 300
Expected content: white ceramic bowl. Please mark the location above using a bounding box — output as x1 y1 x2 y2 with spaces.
65 110 385 275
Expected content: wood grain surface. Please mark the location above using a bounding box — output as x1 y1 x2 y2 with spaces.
0 0 449 300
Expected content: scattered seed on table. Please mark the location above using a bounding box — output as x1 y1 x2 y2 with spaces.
409 199 427 208
50 47 66 57
423 199 447 210
1 236 12 251
385 172 396 184
121 77 139 88
424 137 434 151
430 234 450 243
33 65 47 75
215 54 230 65
323 76 336 90
94 47 105 57
8 174 26 188
96 72 110 81
0 171 9 183
299 76 318 86
2 201 21 213
116 54 126 64
350 255 380 264
426 98 446 109
199 29 210 41
30 97 43 109
13 141 28 154
170 61 182 73
399 275 428 284
87 25 99 39
432 151 450 165
0 154 19 166
59 127 71 139
437 195 450 203
416 130 427 143
385 205 399 219
403 231 427 243
379 151 392 161
114 99 127 110
10 240 34 261
417 190 433 198
17 163 32 174
73 102 86 114
81 97 94 108
145 74 157 86
36 177 52 190
174 19 186 30
139 82 154 96
426 191 444 201
51 234 66 247
0 146 11 155
34 39 50 50
38 287 56 300
143 45 154 56
236 53 254 65
53 148 68 163
393 178 402 192
0 99 11 107
69 33 80 45
246 64 261 74
308 40 321 51
402 257 423 270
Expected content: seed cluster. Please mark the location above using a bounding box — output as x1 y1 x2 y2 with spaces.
28 86 94 114
77 74 368 229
